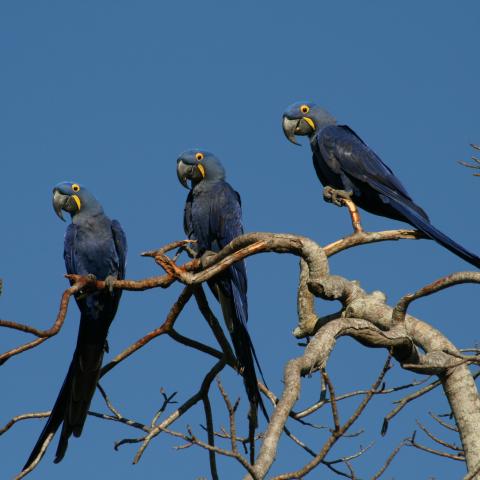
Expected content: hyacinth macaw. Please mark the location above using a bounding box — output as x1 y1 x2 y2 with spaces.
24 182 127 469
176 149 267 427
282 101 480 268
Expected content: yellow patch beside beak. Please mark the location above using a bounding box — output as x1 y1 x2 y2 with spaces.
72 194 81 210
302 117 316 130
197 164 205 177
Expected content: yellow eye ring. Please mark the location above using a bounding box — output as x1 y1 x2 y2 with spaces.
72 183 80 192
300 104 310 114
195 152 204 161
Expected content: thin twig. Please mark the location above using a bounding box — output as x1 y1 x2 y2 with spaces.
459 144 480 176
294 376 427 420
0 412 50 436
0 279 87 364
97 384 122 419
271 356 392 480
416 420 463 452
406 431 464 461
132 359 226 464
429 411 458 432
382 377 440 435
322 369 340 431
15 432 55 479
217 379 240 455
168 329 223 360
171 425 259 479
202 394 218 480
193 286 236 365
382 370 480 437
89 411 150 433
149 390 179 428
371 440 407 480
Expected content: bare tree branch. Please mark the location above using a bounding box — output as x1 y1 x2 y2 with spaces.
3 229 480 478
392 272 480 324
0 279 86 364
323 229 425 257
100 286 193 377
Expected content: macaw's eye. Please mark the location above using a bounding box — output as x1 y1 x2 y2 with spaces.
300 105 310 114
72 184 80 192
195 152 204 161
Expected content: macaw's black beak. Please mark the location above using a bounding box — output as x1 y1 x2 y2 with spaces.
176 159 191 189
282 116 301 145
52 189 78 221
282 116 315 145
176 159 204 189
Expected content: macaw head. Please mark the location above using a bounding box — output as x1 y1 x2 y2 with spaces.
176 149 225 189
52 182 103 221
282 101 336 145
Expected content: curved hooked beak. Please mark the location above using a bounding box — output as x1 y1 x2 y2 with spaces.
52 189 80 221
282 116 316 146
176 159 205 189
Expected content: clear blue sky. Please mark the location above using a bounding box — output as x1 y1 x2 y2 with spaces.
1 1 479 478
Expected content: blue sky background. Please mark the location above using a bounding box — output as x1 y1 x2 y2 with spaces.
1 1 479 478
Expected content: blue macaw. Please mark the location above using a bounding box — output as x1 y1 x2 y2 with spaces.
176 150 267 426
24 182 127 469
282 102 480 268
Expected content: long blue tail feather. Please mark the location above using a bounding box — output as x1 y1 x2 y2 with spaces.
389 196 480 268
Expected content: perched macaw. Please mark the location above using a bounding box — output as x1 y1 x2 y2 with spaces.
176 149 267 426
282 101 480 268
24 182 127 469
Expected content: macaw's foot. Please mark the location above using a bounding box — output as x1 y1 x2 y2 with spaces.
323 186 364 233
86 273 97 283
323 186 353 207
199 250 217 269
104 275 118 294
77 274 97 299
